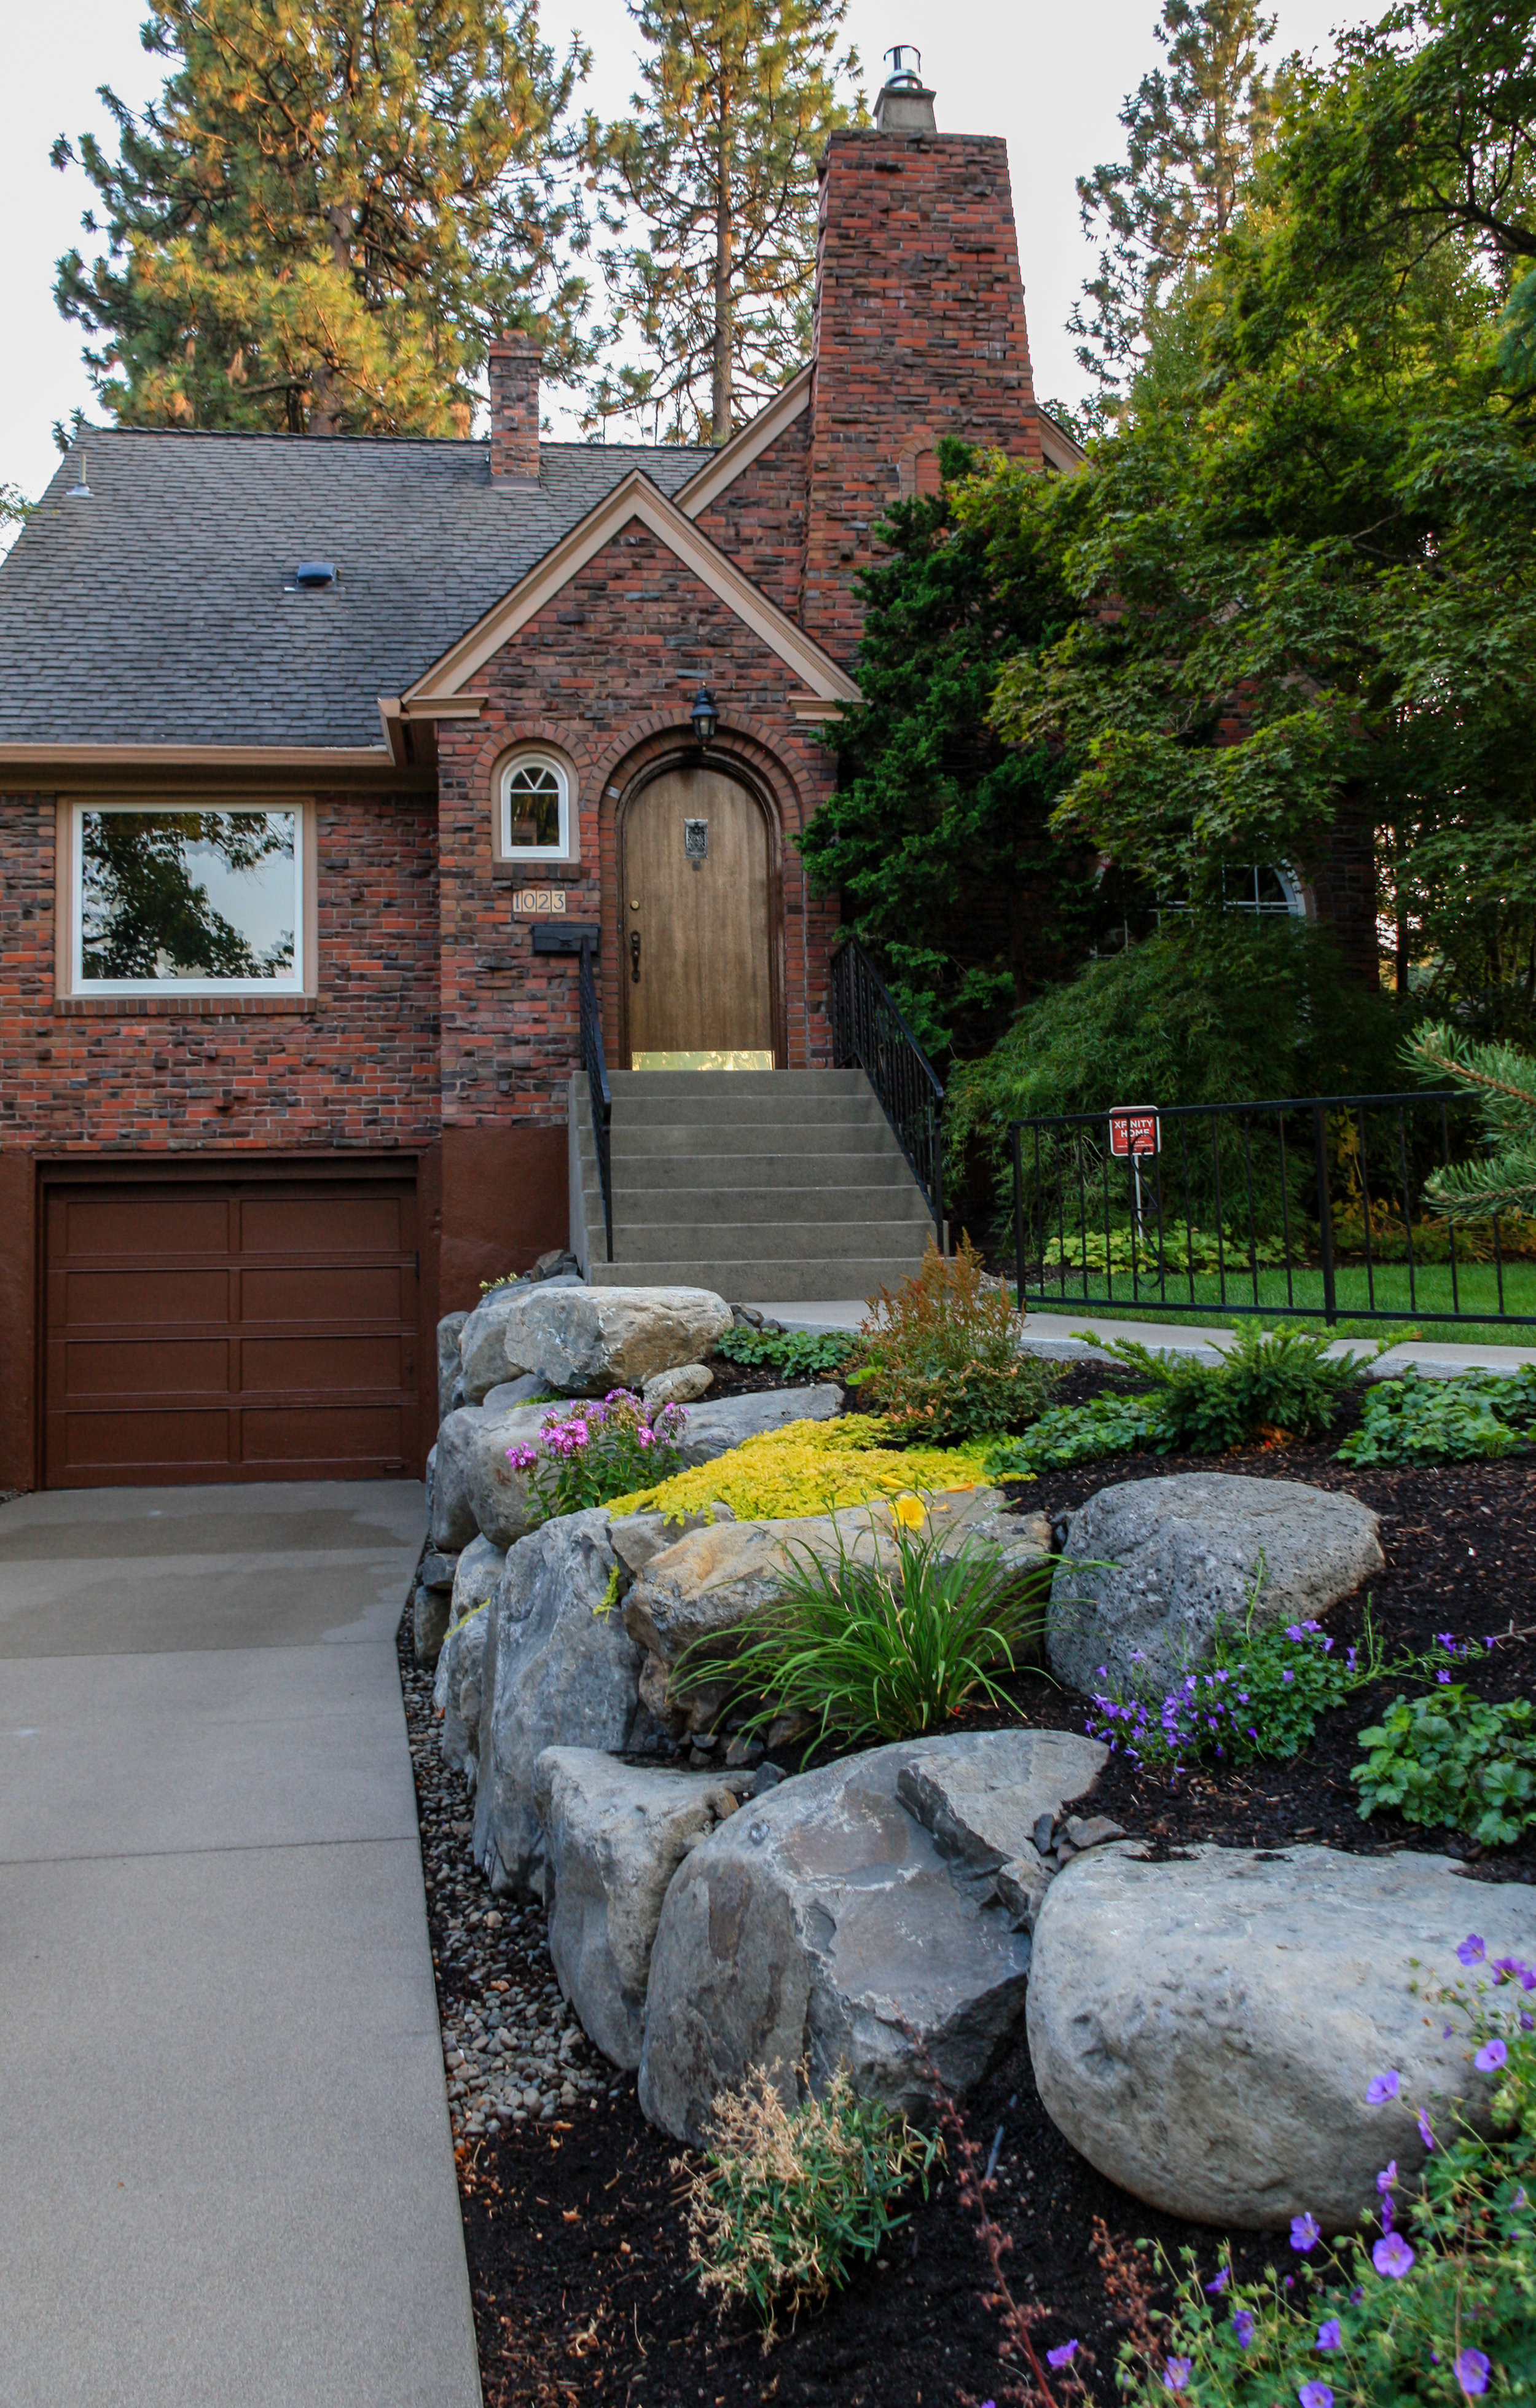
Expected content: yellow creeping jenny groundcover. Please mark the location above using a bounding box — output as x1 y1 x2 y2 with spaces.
606 1414 993 1526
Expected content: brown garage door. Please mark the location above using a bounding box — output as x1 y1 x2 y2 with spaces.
43 1168 420 1486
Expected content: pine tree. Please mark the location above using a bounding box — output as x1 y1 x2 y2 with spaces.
52 0 597 436
590 0 861 444
1071 0 1277 402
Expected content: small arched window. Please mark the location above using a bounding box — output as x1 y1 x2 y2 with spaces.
499 754 571 859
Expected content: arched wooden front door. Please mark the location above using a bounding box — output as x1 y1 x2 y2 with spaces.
619 764 778 1069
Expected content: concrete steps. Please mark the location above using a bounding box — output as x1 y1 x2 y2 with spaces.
569 1069 936 1303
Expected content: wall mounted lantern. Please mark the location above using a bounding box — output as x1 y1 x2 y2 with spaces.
689 686 719 748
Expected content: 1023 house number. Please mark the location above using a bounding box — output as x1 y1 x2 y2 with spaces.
513 888 566 914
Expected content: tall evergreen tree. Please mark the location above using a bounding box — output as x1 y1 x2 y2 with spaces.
52 0 597 436
590 0 861 444
1071 0 1277 402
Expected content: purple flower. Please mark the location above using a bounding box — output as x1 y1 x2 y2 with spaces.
506 1443 539 1470
1417 2110 1436 2152
1459 1934 1486 1966
1164 2358 1192 2393
1438 1670 1453 1684
1366 2070 1400 2104
1455 2350 1491 2399
1373 2231 1415 2279
1316 2321 1341 2352
1376 2161 1397 2193
1291 2213 1321 2253
1299 2385 1334 2408
1286 1624 1306 1641
1475 2037 1508 2073
1232 2310 1256 2348
1047 2342 1078 2369
1492 1956 1530 1984
1205 2267 1230 2294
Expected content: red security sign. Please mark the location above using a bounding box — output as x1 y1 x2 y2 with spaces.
1108 1106 1161 1158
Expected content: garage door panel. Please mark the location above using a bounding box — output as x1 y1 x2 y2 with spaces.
61 1339 231 1398
239 1196 410 1253
62 1410 233 1472
60 1196 231 1255
63 1269 231 1327
44 1171 420 1488
240 1336 406 1392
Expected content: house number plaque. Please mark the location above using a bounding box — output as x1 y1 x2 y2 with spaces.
512 888 566 914
683 818 709 864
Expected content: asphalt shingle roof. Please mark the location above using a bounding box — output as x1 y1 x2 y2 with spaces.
0 428 716 750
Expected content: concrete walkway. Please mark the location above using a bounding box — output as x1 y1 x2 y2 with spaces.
0 1480 480 2408
751 1298 1536 1375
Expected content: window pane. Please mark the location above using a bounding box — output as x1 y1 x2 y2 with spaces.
80 809 297 982
505 765 563 850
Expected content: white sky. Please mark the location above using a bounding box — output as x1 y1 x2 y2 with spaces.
1 0 1352 500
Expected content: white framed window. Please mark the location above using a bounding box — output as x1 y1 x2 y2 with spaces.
498 754 571 860
68 801 306 994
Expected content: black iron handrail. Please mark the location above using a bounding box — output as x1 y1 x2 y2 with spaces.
829 935 946 1240
1008 1088 1536 1329
578 940 614 1262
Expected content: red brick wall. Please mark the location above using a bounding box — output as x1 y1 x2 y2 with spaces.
694 409 810 621
436 519 840 1121
803 129 1044 663
0 790 441 1151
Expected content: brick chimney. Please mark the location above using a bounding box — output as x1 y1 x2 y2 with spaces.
487 332 542 487
802 66 1043 663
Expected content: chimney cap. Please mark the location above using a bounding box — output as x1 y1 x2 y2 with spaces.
876 46 936 133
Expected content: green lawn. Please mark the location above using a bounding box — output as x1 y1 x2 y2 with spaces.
1024 1258 1536 1351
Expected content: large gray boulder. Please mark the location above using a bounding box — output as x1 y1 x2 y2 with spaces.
410 1542 460 1667
472 1512 643 1900
506 1284 733 1398
673 1385 840 1465
1049 1472 1383 1700
450 1532 506 1623
896 1728 1111 1933
535 1749 741 2069
436 1311 469 1426
434 1601 490 1781
637 1728 1107 2144
1027 1842 1536 2232
431 1401 551 1552
457 1282 535 1404
625 1489 1052 1736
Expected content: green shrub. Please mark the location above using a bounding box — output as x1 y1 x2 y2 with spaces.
1095 1322 1377 1449
1042 1223 1293 1275
1085 1607 1386 1769
848 1234 1059 1441
713 1326 856 1380
1110 1959 1536 2408
986 1391 1169 1480
1354 1684 1536 1846
683 2066 941 2345
1337 1370 1536 1466
699 1501 1048 1752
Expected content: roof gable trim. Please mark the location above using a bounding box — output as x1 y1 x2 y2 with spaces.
401 465 859 707
674 369 812 518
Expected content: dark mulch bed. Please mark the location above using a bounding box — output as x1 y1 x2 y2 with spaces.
425 1357 1536 2406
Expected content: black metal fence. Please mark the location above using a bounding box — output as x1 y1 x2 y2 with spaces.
1010 1091 1536 1329
578 941 614 1263
830 936 946 1240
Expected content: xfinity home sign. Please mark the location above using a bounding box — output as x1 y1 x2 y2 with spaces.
1107 1106 1161 1158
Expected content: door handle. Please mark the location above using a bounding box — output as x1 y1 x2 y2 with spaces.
630 929 641 983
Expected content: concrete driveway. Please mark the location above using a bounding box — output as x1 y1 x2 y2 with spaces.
0 1480 481 2408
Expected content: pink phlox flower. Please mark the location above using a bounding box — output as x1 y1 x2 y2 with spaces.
1372 2232 1414 2279
506 1443 539 1471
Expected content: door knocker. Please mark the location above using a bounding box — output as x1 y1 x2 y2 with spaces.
683 818 708 871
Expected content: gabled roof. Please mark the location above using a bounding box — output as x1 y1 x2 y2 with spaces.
401 465 859 713
0 428 713 753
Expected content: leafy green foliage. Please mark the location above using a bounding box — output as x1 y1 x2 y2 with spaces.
1086 1610 1383 1770
1338 1370 1536 1467
683 2066 939 2344
796 443 1086 1059
1115 1963 1536 2408
1355 1685 1536 1848
985 1392 1169 1481
706 1510 1046 1752
1410 1024 1536 1222
848 1236 1059 1443
53 0 596 434
713 1327 856 1379
1091 1321 1377 1449
508 1392 687 1522
590 0 861 441
1043 1223 1293 1274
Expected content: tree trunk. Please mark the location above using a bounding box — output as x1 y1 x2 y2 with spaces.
711 103 733 442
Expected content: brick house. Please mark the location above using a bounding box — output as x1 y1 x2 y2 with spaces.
0 66 1080 1492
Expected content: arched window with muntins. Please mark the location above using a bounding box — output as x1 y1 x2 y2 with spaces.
499 755 571 858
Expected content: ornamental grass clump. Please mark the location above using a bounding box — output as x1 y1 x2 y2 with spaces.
848 1234 1059 1442
604 1413 995 1525
681 2065 940 2348
506 1390 687 1522
1111 1950 1536 2408
696 1498 1048 1752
